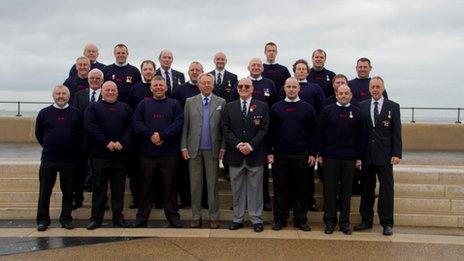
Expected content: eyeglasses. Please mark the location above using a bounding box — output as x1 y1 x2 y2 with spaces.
237 84 251 89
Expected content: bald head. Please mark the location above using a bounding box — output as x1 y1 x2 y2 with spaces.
101 81 118 103
335 84 352 106
284 77 300 100
83 43 99 62
248 57 263 78
214 52 227 70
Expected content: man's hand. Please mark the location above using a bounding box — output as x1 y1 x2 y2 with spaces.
308 156 316 167
267 154 274 164
106 141 115 152
114 142 123 151
238 143 251 155
182 149 190 160
150 132 161 144
391 156 401 165
317 156 323 166
356 159 362 169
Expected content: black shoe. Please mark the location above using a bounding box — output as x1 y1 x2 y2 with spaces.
131 220 147 228
324 226 334 234
354 222 373 231
61 221 75 230
272 221 287 231
340 227 352 235
383 226 393 236
87 221 102 230
84 184 92 192
129 203 139 209
308 204 319 212
37 223 48 232
294 222 311 232
229 222 243 230
263 203 272 211
169 221 183 228
72 201 83 210
253 223 264 232
113 219 130 228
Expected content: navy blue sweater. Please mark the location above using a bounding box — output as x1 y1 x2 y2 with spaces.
35 105 82 162
269 100 317 155
230 77 277 106
262 63 291 91
84 100 133 158
317 103 366 160
307 68 336 98
63 75 89 101
172 82 200 108
68 61 106 77
133 98 183 157
348 78 389 103
278 82 325 117
129 81 152 110
102 63 141 104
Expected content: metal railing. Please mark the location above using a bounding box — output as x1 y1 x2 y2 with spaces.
402 107 462 124
0 101 462 124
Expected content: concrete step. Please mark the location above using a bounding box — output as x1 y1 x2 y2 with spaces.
1 177 463 200
2 162 464 185
1 192 462 215
0 207 462 228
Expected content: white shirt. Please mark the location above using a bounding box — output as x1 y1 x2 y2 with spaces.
370 97 384 127
89 88 101 102
115 62 128 67
285 97 301 103
53 103 69 109
160 67 173 87
249 76 263 81
264 61 277 65
336 102 351 107
240 97 252 114
298 79 308 83
201 93 212 105
215 69 225 84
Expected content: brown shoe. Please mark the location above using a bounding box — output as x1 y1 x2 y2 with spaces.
210 220 220 229
190 219 202 228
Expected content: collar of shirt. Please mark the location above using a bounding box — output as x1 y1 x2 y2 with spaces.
264 61 277 65
201 93 212 102
215 69 225 75
188 80 197 86
89 88 101 98
284 97 301 102
298 79 308 83
312 67 324 72
249 76 263 81
336 102 351 107
160 68 172 75
371 96 384 109
53 103 69 109
115 62 128 67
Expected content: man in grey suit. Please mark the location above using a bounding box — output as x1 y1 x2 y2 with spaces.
221 77 270 233
181 73 226 229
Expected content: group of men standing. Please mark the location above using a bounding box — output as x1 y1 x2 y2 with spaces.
35 42 402 236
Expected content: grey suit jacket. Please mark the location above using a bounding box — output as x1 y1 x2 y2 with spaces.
181 93 226 159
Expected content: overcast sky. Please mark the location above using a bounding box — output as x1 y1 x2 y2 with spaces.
0 0 463 107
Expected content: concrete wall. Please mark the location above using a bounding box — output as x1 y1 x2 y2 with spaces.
0 117 463 151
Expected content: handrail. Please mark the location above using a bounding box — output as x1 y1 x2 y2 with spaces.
0 101 462 123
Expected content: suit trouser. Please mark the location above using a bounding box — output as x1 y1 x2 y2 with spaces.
273 153 309 224
323 159 354 229
37 160 75 225
136 156 180 222
177 157 191 206
263 167 271 205
91 158 126 223
189 150 219 220
229 162 263 224
359 164 394 227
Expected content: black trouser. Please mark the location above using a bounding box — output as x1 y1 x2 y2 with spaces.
37 160 75 225
91 158 126 223
176 157 191 206
137 156 180 222
323 159 354 229
73 149 88 204
263 165 271 205
352 168 363 194
359 164 394 227
273 153 309 224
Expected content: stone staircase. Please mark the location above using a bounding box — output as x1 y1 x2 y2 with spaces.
0 161 463 227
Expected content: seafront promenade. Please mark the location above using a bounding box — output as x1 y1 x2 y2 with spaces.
0 118 463 259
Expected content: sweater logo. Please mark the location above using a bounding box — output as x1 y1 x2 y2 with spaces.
153 113 164 119
57 116 67 122
360 91 368 96
285 107 296 112
108 107 117 112
339 113 349 119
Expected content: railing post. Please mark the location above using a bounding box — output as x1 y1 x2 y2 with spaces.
16 101 22 117
410 107 415 123
456 108 462 124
